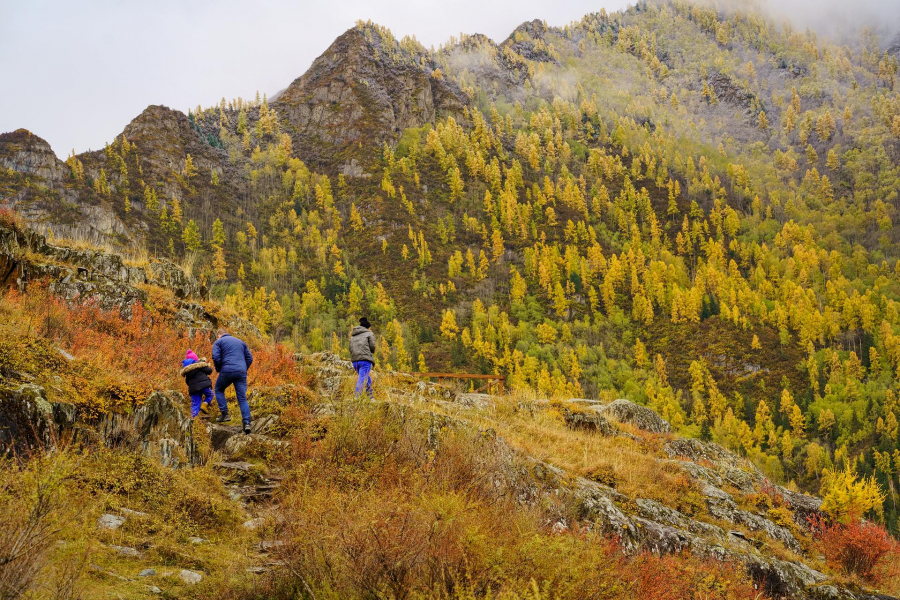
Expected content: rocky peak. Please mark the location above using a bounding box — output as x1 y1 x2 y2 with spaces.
97 104 224 176
502 19 549 45
0 128 68 182
440 31 531 94
0 129 133 244
274 25 467 168
499 18 559 65
457 32 496 52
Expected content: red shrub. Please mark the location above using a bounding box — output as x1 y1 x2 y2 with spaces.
810 514 897 582
2 285 309 412
0 204 24 229
624 550 764 600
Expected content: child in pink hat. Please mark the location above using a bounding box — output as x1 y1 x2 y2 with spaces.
180 349 213 418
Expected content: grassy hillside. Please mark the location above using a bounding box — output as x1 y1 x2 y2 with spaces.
2 274 899 599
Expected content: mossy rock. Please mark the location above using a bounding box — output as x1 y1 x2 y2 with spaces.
0 383 54 455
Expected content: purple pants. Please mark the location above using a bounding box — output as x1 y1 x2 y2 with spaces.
190 387 213 418
353 361 373 398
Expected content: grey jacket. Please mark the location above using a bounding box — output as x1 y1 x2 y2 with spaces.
349 326 376 364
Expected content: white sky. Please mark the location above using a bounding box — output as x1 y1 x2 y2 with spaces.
0 0 627 158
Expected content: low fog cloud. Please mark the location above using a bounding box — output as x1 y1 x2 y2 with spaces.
757 0 900 42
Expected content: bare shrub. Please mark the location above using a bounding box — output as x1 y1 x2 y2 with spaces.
0 455 79 600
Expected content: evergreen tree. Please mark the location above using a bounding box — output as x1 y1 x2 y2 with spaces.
182 220 201 253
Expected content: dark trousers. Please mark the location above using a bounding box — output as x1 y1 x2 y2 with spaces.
215 370 251 422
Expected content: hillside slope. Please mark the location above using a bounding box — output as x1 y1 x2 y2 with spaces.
3 0 900 554
0 235 898 598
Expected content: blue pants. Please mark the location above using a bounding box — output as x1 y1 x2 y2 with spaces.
215 370 251 422
189 387 213 418
353 361 373 398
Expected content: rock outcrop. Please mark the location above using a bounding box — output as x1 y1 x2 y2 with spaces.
0 220 203 300
96 391 199 467
0 129 69 181
0 130 132 243
0 221 259 336
275 26 467 167
500 19 559 64
593 398 672 433
0 384 64 456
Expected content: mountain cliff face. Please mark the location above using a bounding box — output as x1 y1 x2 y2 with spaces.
0 129 131 242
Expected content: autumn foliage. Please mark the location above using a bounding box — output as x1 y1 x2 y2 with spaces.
810 514 898 583
0 284 305 415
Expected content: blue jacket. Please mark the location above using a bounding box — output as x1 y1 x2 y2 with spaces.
212 334 253 373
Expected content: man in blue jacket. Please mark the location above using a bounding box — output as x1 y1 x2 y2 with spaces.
212 329 254 434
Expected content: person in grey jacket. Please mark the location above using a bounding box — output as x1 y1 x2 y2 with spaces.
350 317 376 398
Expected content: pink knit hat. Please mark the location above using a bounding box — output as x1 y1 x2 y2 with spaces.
185 349 199 361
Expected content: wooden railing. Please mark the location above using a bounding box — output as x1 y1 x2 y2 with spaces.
410 372 505 394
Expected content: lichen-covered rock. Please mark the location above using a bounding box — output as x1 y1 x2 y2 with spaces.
743 555 827 600
98 391 198 467
594 399 671 433
223 433 289 460
51 401 76 429
179 569 202 584
97 514 126 530
454 392 493 409
634 498 728 542
0 384 54 456
414 380 452 400
214 461 267 485
563 408 617 435
664 438 754 471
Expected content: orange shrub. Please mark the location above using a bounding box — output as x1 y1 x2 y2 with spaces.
1 285 308 413
0 205 24 229
810 514 897 582
627 550 764 600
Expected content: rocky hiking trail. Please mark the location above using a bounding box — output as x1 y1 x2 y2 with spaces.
3 352 899 599
79 420 293 593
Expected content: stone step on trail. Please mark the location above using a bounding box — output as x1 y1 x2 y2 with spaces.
227 482 282 503
210 423 243 451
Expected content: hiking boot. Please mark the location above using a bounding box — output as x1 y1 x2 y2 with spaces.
243 420 252 435
199 402 210 416
214 412 230 424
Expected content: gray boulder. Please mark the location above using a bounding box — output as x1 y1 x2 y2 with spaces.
179 569 202 584
97 514 126 530
563 409 617 436
454 392 493 409
594 399 671 433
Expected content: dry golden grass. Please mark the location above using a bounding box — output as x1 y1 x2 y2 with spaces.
384 385 706 516
46 231 152 268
